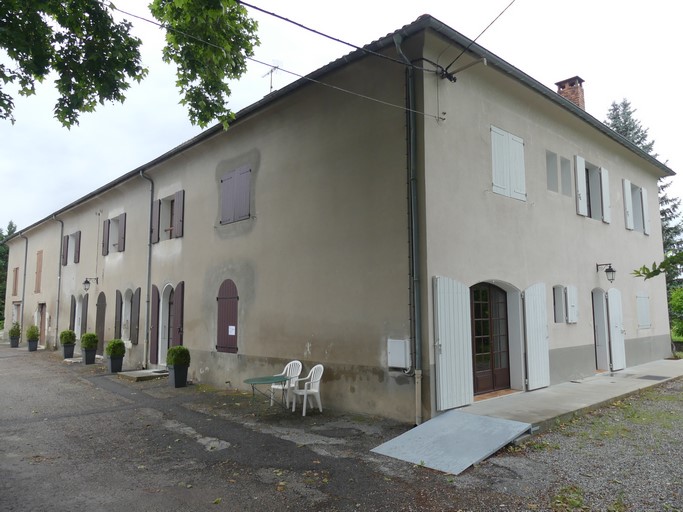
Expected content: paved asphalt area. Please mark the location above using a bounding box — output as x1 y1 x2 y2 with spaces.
2 345 682 511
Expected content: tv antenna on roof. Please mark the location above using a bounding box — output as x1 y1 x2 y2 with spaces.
262 61 281 93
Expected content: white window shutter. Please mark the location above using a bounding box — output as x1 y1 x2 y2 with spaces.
566 285 578 324
641 187 650 235
509 134 526 201
524 283 550 390
636 294 651 328
623 179 634 230
433 276 473 410
491 126 509 197
575 156 587 216
600 168 610 224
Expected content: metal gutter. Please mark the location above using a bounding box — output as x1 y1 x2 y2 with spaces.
19 234 28 340
53 216 64 348
139 170 155 369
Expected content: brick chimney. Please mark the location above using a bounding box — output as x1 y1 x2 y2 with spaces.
555 76 585 110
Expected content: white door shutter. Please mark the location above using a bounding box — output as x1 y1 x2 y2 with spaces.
575 156 587 216
524 283 550 390
509 134 526 201
607 288 626 371
566 285 578 324
491 126 509 197
623 179 634 230
641 187 650 235
600 168 610 223
433 276 473 411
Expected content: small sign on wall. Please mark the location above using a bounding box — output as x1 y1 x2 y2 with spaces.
228 326 236 336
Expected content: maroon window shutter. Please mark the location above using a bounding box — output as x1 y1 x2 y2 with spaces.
114 290 122 339
69 295 76 331
61 235 69 266
118 213 126 252
102 219 110 256
131 287 141 345
216 279 238 353
220 171 235 224
150 285 159 364
151 200 160 244
173 190 184 238
235 167 251 221
74 231 81 263
172 281 184 346
81 293 89 335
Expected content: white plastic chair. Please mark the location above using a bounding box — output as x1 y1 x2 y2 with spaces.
270 360 302 407
291 364 324 416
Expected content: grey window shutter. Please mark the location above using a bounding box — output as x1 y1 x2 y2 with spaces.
102 219 110 256
81 294 89 335
118 213 126 252
151 200 160 244
150 285 159 364
74 231 81 263
172 281 184 346
69 295 76 331
217 279 239 353
220 171 235 224
174 190 185 238
235 167 252 221
131 287 141 345
115 290 122 339
62 235 69 266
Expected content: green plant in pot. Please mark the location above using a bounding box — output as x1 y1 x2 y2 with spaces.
80 332 99 365
60 329 77 359
9 322 21 348
166 345 190 388
26 325 40 352
105 339 126 373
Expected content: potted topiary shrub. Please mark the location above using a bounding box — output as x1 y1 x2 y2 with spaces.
80 332 98 365
60 329 77 359
26 325 40 352
9 322 21 348
105 339 125 373
166 346 190 388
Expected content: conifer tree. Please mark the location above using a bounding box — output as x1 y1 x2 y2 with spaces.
0 221 17 324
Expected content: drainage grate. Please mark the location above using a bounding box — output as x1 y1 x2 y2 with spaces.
637 375 668 381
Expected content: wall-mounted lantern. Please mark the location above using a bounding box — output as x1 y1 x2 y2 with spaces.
596 263 616 283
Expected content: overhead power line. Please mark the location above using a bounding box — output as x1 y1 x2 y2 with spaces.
445 0 517 72
109 4 444 121
236 0 442 76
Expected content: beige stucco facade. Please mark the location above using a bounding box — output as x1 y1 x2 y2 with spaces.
3 16 673 423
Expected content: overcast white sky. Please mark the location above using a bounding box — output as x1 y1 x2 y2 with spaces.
1 0 681 231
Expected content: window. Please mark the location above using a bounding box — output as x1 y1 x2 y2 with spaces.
114 288 140 344
12 302 21 323
102 214 126 255
152 190 184 243
552 285 578 324
547 151 572 197
623 179 650 234
575 156 610 223
34 250 43 293
636 294 651 329
12 267 19 296
491 126 526 201
220 166 252 224
62 231 81 265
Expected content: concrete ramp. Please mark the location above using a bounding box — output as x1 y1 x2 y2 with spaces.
372 409 531 475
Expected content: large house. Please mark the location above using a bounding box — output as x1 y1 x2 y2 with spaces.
3 15 673 424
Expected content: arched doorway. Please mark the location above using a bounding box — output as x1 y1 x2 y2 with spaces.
471 282 510 394
159 284 174 366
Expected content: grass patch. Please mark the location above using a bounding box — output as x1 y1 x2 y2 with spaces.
552 485 588 511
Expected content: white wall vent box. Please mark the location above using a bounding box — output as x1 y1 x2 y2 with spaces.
387 338 411 369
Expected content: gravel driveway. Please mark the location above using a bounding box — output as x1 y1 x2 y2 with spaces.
1 346 682 511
